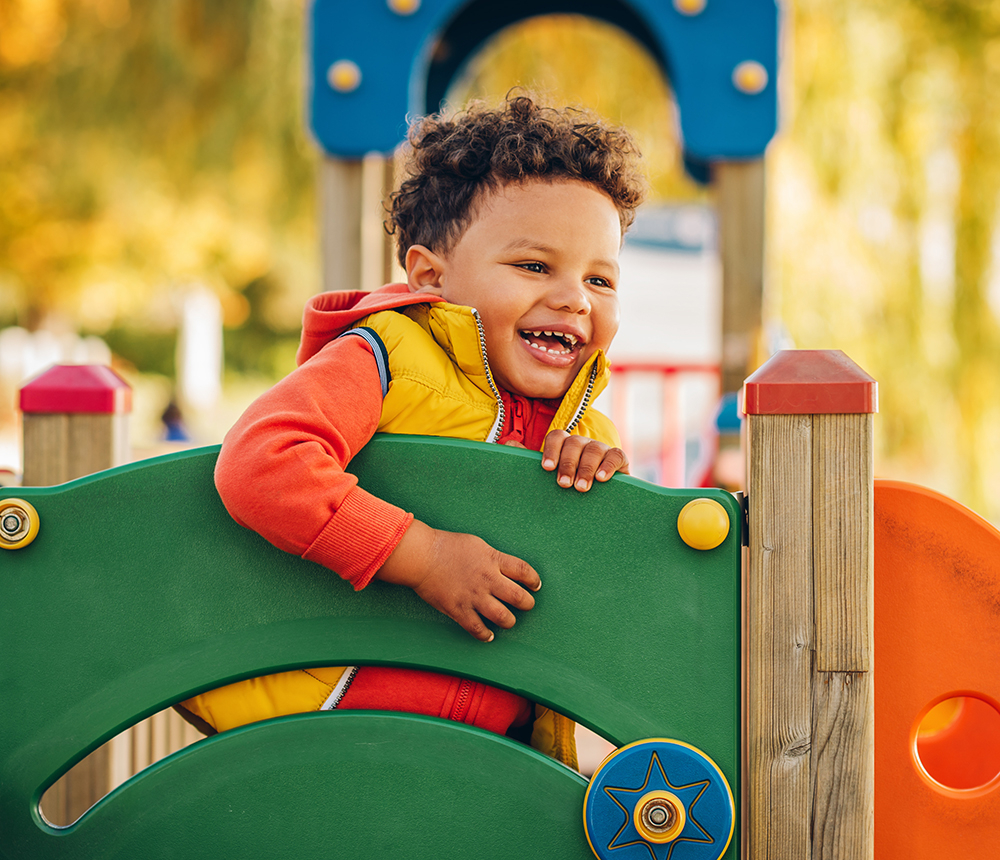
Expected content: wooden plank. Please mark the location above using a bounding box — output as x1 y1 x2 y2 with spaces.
320 156 364 292
747 413 813 860
22 414 69 486
715 159 766 396
812 414 873 672
811 671 874 860
811 413 874 860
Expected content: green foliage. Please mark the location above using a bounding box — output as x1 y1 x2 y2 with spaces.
0 0 318 377
777 0 1000 520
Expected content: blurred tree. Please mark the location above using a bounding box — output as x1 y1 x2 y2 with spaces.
0 0 317 376
778 0 1000 520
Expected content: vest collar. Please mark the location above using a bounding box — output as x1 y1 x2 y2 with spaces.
405 301 612 429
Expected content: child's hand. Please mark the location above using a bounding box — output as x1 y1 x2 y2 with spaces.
376 520 541 642
541 429 629 492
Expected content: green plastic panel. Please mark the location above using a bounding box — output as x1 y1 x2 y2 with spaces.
0 435 740 860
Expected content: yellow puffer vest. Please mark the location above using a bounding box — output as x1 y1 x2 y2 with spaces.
181 302 619 769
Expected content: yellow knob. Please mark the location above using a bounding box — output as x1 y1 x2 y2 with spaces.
732 60 768 95
328 60 362 93
388 0 420 14
677 498 730 550
674 0 706 15
0 498 40 550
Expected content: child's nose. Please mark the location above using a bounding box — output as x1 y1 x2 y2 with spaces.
547 278 592 314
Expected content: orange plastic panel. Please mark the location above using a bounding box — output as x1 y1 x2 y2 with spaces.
875 481 1000 860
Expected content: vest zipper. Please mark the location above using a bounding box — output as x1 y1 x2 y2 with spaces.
563 361 599 433
449 679 474 723
509 396 525 442
319 665 359 711
471 308 505 442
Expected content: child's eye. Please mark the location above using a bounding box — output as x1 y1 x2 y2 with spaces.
587 276 615 290
516 262 545 273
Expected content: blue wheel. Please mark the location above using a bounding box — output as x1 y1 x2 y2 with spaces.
583 738 734 860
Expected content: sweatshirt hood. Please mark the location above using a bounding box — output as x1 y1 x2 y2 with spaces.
296 284 444 366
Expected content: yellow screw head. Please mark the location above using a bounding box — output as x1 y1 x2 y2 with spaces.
732 60 768 95
0 499 40 550
677 498 730 550
388 0 420 14
327 60 362 93
674 0 706 15
633 790 687 843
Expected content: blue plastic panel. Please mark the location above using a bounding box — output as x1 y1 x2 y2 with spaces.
309 0 777 161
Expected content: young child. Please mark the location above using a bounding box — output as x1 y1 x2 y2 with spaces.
180 95 645 768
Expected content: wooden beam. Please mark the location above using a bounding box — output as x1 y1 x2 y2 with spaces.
715 159 766 397
320 156 364 292
744 350 876 860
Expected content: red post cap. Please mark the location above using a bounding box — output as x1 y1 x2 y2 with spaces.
743 350 877 415
19 365 132 415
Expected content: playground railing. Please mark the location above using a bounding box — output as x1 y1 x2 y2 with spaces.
1 349 893 860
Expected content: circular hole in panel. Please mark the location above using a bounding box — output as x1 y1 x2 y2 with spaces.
914 696 1000 790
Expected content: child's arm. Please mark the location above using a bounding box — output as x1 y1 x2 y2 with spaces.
539 429 629 492
214 335 540 641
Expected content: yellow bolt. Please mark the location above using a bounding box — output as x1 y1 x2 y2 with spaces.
674 0 706 15
633 791 686 843
0 498 40 550
732 60 768 95
677 498 730 550
388 0 421 14
328 60 362 93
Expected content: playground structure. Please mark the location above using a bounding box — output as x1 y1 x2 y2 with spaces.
5 2 1000 858
4 351 1000 860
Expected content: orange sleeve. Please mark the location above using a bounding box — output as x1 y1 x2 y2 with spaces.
214 335 412 589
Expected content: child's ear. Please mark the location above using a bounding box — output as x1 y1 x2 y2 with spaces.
405 245 447 296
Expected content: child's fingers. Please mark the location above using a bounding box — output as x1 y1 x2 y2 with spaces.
478 596 518 630
595 447 629 481
541 429 569 472
495 550 541 595
450 606 496 642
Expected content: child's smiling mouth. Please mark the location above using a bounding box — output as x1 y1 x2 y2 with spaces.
518 329 583 357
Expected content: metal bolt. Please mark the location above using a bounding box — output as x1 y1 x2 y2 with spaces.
640 797 677 833
0 499 39 549
2 512 21 536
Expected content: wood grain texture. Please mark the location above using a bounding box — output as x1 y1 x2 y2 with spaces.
715 159 766 395
812 414 873 672
747 414 813 860
22 414 69 486
811 671 874 860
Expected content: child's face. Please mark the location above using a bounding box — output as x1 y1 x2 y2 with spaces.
406 179 622 400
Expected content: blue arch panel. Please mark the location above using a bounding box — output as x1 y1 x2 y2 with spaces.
309 0 777 162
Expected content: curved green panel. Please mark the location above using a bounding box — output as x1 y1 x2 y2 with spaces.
14 713 589 860
0 436 740 859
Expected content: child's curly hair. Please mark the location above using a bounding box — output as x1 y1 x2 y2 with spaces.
387 94 646 267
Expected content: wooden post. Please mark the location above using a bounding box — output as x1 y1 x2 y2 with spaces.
743 350 876 860
320 156 364 293
715 159 766 399
321 154 398 293
20 365 131 487
20 364 132 825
